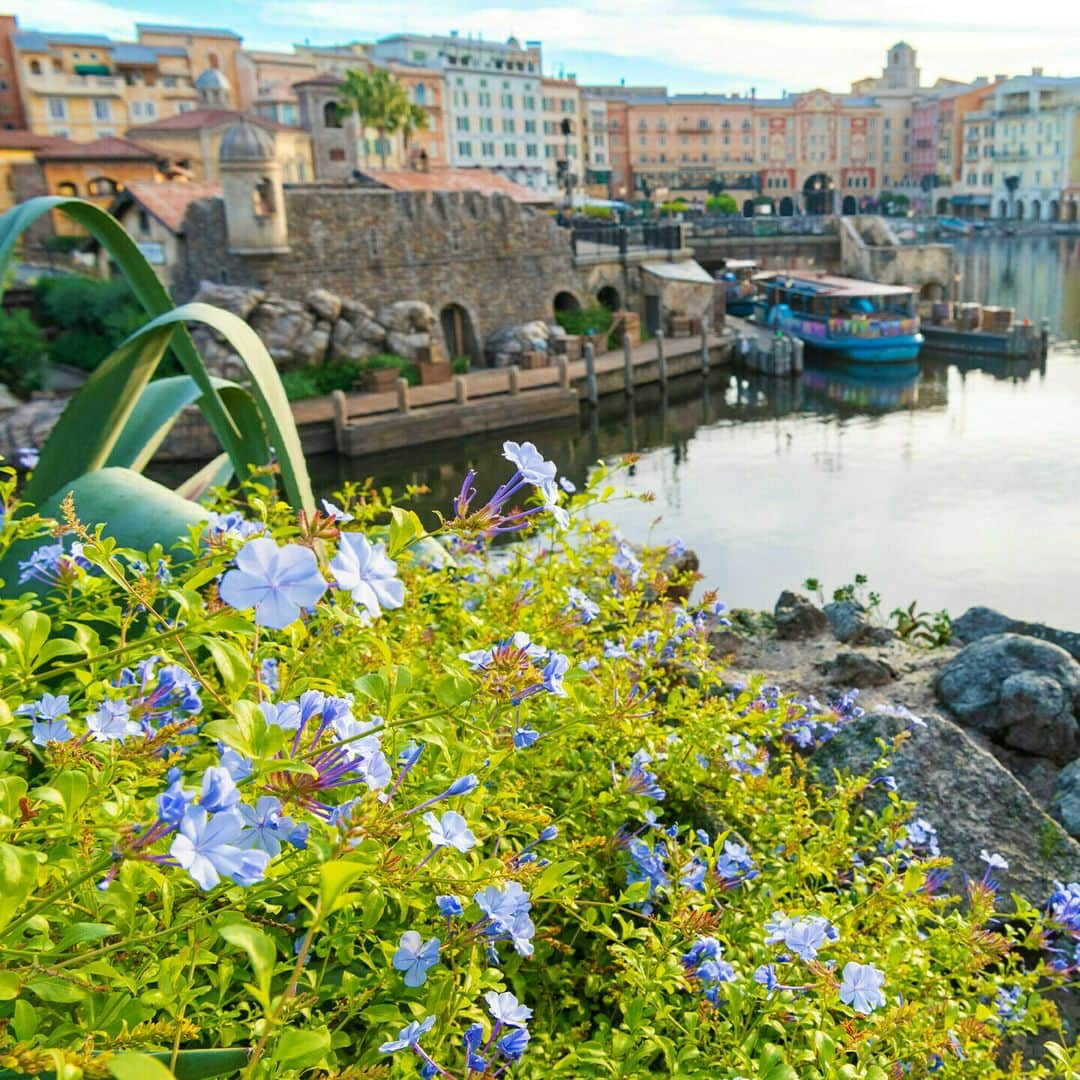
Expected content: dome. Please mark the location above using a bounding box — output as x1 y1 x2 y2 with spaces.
195 68 231 92
219 120 275 163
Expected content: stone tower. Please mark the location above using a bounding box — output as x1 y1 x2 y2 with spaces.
883 43 919 92
195 68 233 108
219 120 290 255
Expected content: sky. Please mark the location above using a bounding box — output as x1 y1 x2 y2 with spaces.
11 0 1079 97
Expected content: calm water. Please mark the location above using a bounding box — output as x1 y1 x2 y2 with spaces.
311 234 1080 626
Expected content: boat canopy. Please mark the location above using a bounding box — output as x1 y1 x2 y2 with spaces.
754 271 914 299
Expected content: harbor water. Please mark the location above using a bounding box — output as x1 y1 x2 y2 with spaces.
311 233 1080 626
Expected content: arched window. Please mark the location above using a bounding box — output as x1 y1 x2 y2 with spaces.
87 176 118 196
414 83 425 105
323 100 342 128
208 51 219 70
29 59 41 75
57 181 78 196
252 177 275 217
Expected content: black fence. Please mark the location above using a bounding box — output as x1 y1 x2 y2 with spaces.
569 221 685 256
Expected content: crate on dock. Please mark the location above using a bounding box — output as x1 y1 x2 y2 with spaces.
612 310 641 346
669 314 692 337
981 306 1014 332
520 350 550 370
956 303 982 331
930 301 951 325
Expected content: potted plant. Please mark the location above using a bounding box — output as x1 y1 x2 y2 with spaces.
357 354 405 393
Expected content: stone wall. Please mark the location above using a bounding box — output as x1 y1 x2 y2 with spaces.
176 186 589 353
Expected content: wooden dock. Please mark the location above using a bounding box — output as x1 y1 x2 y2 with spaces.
726 315 805 376
311 328 733 457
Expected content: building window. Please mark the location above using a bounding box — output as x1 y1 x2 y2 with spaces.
526 143 538 158
29 59 41 75
414 84 425 104
87 176 118 197
329 148 345 161
323 100 342 127
208 51 219 70
457 140 472 157
138 208 151 233
57 180 78 196
253 177 275 217
48 98 67 120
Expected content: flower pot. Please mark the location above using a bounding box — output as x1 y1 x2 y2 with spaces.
418 359 452 385
358 367 400 392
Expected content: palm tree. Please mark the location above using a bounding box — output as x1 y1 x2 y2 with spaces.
401 102 429 168
337 68 412 170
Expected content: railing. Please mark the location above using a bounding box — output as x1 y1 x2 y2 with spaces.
569 221 685 256
689 215 838 239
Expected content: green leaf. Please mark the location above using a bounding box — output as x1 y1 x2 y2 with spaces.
434 672 476 709
387 506 424 558
195 635 251 699
0 842 38 931
158 1050 250 1079
0 971 20 999
57 922 116 952
272 1027 331 1070
319 860 367 914
218 922 276 1003
530 859 576 900
25 975 87 1002
109 1053 176 1080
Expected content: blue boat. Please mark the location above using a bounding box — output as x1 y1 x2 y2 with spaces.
752 270 923 364
719 259 759 317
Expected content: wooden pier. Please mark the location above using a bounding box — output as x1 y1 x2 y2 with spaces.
726 315 805 376
315 327 732 457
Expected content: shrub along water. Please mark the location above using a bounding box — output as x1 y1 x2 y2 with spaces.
0 445 1076 1079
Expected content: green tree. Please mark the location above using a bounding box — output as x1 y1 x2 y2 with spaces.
705 193 738 215
337 69 415 169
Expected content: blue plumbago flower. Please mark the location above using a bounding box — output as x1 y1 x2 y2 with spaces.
392 930 442 987
869 773 898 792
218 538 327 629
485 990 532 1027
603 639 630 660
496 1027 531 1061
512 824 559 868
220 746 254 781
18 692 74 746
158 771 194 826
629 630 660 654
462 1022 487 1072
403 774 480 816
829 688 865 724
329 533 405 617
839 961 886 1015
579 657 600 672
114 658 202 734
200 766 240 813
379 1015 436 1054
261 700 302 731
513 725 541 750
980 850 1008 878
461 630 545 670
450 441 563 536
611 541 643 585
681 937 737 1004
204 511 264 543
15 445 39 469
559 476 576 493
424 810 477 853
752 962 800 998
86 699 139 743
537 825 559 842
18 540 90 587
668 537 686 557
1046 881 1080 933
723 733 768 777
715 839 757 888
503 440 557 487
776 915 839 962
566 586 600 623
474 882 535 957
680 856 708 892
995 985 1026 1024
259 657 280 693
904 818 941 857
514 650 568 703
625 838 669 912
619 749 666 801
238 796 303 857
169 807 270 890
436 894 464 918
155 558 172 584
320 498 353 523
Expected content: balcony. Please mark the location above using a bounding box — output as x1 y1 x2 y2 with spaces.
30 72 123 95
995 148 1029 162
677 122 712 134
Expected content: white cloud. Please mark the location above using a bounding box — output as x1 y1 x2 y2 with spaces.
8 0 155 39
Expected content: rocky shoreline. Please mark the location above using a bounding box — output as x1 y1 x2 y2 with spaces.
709 590 1080 901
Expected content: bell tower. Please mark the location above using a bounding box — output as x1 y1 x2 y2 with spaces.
219 120 290 255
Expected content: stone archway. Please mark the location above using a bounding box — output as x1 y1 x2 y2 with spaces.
1032 200 1041 222
1049 200 1060 222
596 285 620 311
936 197 949 215
779 196 794 217
440 302 477 363
1015 200 1025 220
742 199 754 218
919 282 945 301
802 173 832 215
998 199 1008 219
841 195 857 215
553 291 581 315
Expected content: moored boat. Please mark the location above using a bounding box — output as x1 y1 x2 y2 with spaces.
718 259 759 316
752 270 923 364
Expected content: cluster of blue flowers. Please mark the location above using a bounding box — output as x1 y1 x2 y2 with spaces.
17 540 90 587
1043 880 1080 973
432 881 537 965
460 631 568 707
681 937 737 1004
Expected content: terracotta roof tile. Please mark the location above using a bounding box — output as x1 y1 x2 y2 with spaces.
360 167 551 204
0 131 75 152
35 136 162 161
120 180 222 233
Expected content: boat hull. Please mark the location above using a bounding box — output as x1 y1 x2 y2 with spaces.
726 299 755 317
802 333 924 364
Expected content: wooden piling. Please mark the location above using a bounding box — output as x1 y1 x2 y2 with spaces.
556 354 570 390
583 342 598 407
396 378 410 414
656 328 667 387
622 332 635 397
700 316 710 375
508 365 520 396
454 374 468 405
331 389 348 452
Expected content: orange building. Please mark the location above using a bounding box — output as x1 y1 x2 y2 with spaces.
135 24 242 106
376 60 447 169
34 135 164 234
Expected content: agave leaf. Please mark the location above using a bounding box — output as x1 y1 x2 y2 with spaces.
175 452 235 503
0 469 209 596
0 1047 250 1080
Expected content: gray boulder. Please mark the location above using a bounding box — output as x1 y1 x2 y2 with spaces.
305 287 342 323
1053 759 1080 838
823 600 868 642
376 300 436 335
812 710 1080 901
935 633 1080 763
249 300 320 368
774 590 829 641
820 650 895 687
386 331 432 360
952 605 1080 663
190 280 265 321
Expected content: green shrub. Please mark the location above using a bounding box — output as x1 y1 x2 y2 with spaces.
0 455 1074 1078
706 194 738 215
659 198 690 216
555 302 613 339
0 308 47 397
280 368 321 400
451 355 471 375
582 204 614 220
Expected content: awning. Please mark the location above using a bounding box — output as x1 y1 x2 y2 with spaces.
641 259 715 284
74 64 111 76
950 194 990 206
